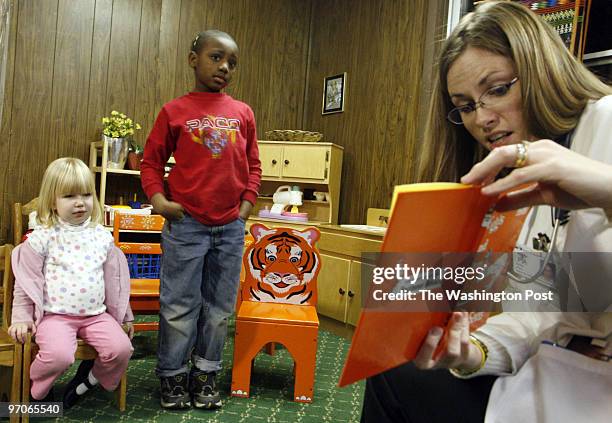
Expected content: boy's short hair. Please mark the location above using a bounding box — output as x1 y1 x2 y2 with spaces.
191 29 236 53
37 157 103 227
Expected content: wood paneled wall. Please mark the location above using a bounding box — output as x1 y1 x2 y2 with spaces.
0 0 312 242
305 0 448 224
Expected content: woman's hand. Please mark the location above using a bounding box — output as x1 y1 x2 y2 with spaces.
413 312 483 372
151 193 185 221
461 139 612 212
8 322 36 344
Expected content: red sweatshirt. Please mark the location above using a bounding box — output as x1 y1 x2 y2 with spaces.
141 92 261 225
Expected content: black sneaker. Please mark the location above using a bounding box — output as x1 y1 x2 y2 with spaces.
189 369 222 409
63 359 95 409
160 373 191 409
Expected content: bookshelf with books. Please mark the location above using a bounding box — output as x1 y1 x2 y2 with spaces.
470 1 591 58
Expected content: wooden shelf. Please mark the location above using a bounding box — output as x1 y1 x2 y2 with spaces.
257 197 329 205
250 216 326 226
91 166 170 178
91 167 141 176
103 226 161 233
90 140 173 206
258 140 344 149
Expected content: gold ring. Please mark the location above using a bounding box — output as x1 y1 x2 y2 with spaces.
513 141 528 168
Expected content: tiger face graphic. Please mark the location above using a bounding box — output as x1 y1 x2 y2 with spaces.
243 224 321 305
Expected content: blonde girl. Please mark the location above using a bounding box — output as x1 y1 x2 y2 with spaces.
9 157 133 408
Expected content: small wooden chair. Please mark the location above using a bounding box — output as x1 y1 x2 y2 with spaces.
113 213 164 332
22 335 127 420
0 244 22 423
12 199 39 245
235 233 255 312
231 224 322 403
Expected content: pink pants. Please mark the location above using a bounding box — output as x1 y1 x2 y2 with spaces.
31 312 133 399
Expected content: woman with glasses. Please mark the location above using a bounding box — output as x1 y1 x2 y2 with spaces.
362 2 612 422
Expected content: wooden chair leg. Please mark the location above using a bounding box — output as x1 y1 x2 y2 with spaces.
263 342 276 355
231 323 260 398
292 330 318 403
115 372 127 411
6 341 22 423
22 332 32 423
231 352 254 398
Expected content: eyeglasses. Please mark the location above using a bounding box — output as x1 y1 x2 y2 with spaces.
447 77 519 125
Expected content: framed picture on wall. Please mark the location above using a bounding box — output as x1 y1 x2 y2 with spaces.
322 72 346 115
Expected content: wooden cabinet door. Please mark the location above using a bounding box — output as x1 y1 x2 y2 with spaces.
317 253 350 322
281 145 328 180
259 144 283 177
347 260 370 326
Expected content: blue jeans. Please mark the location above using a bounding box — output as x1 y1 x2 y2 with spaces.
156 214 245 377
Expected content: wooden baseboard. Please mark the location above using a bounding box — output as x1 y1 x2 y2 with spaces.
319 315 355 340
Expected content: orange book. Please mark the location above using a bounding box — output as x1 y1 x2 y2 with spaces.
338 183 529 387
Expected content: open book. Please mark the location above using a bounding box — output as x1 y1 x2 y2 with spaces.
338 183 529 387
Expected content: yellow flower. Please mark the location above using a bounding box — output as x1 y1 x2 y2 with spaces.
102 110 141 137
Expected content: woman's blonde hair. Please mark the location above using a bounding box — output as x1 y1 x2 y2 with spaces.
37 157 103 226
417 0 612 182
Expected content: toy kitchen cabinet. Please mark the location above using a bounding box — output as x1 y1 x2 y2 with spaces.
251 140 343 226
316 225 383 326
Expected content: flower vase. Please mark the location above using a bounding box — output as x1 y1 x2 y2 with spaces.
104 135 129 169
127 151 143 170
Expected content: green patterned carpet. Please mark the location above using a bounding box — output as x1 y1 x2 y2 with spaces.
37 317 364 423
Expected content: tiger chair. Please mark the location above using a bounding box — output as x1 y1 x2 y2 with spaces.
231 224 322 403
236 233 277 356
113 213 165 332
235 233 255 312
0 244 22 423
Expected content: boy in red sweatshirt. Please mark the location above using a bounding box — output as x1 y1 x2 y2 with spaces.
140 29 261 410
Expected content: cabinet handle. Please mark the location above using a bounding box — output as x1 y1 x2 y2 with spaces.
284 159 290 165
348 290 355 298
338 288 346 295
271 159 277 165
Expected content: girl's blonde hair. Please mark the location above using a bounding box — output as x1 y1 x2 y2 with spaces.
37 157 103 226
417 0 612 182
